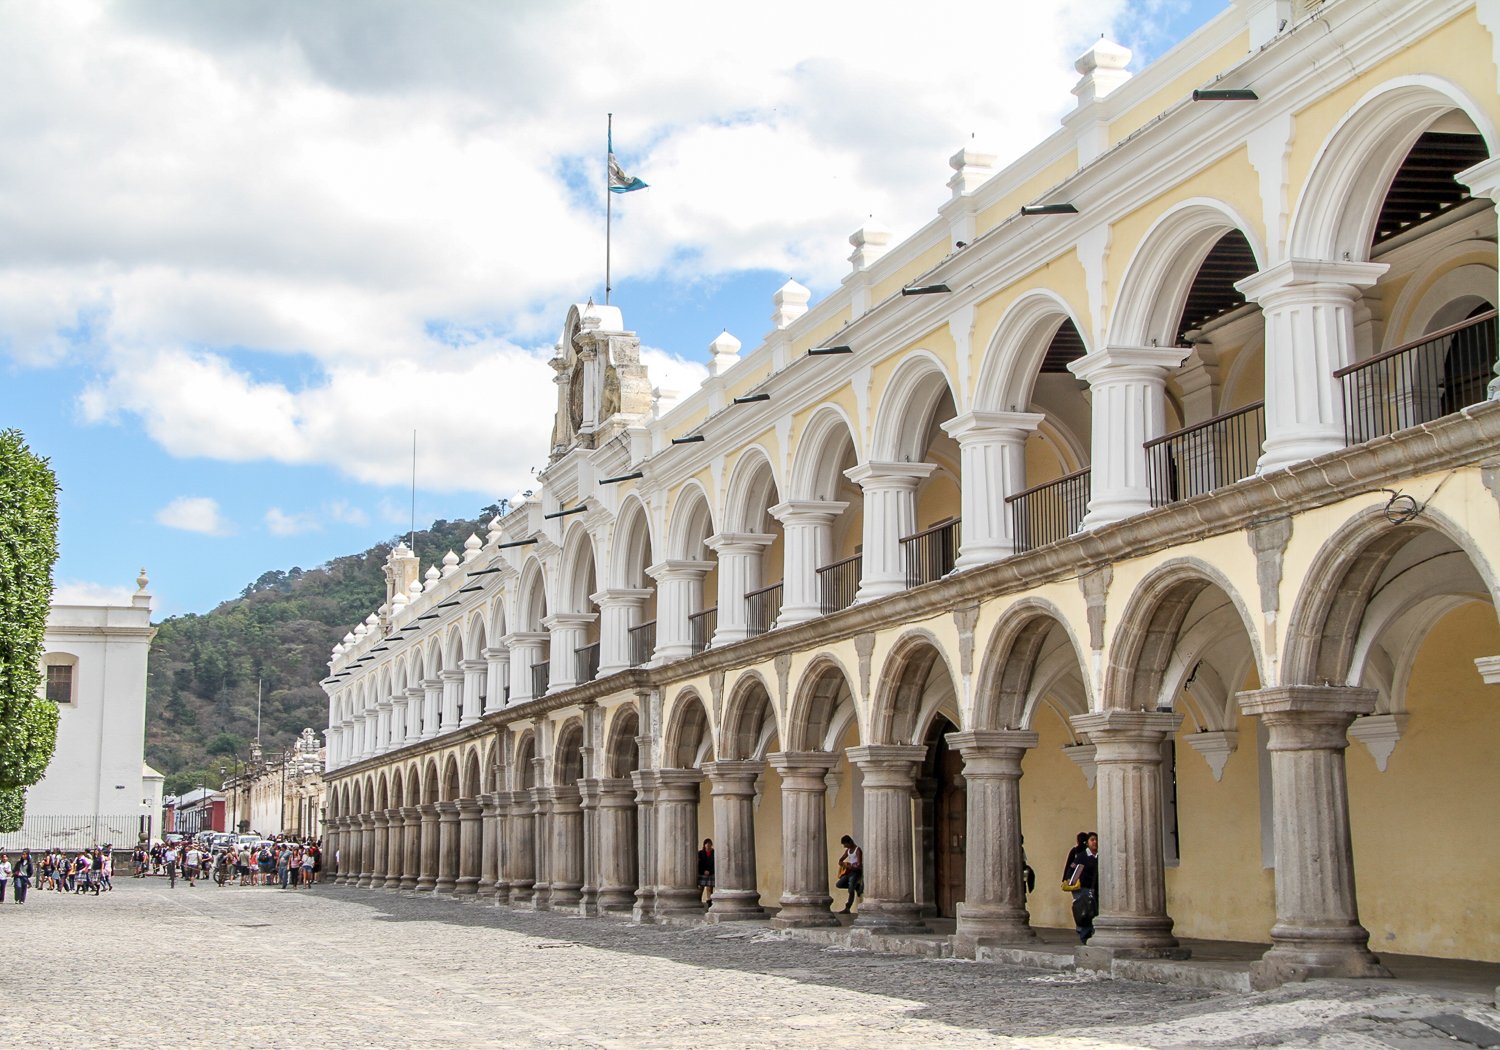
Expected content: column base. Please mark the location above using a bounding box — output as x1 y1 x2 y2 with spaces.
476 879 495 898
1084 914 1184 954
597 888 636 913
549 885 582 908
1077 943 1191 971
507 883 534 906
434 877 457 895
706 891 765 922
770 898 839 929
631 890 657 923
655 888 705 918
851 900 927 933
414 876 436 893
952 903 1036 954
398 875 418 892
381 876 402 891
453 877 479 897
1251 927 1391 988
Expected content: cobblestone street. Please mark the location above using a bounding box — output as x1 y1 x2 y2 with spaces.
4 880 1498 1049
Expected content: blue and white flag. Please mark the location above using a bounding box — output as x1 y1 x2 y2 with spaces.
608 126 648 194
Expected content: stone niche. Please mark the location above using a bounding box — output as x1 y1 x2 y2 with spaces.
549 302 651 461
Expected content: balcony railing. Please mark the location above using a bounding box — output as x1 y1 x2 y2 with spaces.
1337 309 1497 444
817 553 861 616
1007 468 1090 553
689 607 717 655
530 661 550 699
902 518 959 587
574 642 600 685
1146 402 1265 507
745 581 783 637
628 620 656 667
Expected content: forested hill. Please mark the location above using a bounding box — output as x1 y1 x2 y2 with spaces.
145 509 496 795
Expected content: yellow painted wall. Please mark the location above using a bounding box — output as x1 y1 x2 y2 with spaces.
826 724 858 905
1108 33 1252 148
755 765 785 909
792 308 854 358
975 154 1079 238
871 241 953 307
1019 703 1097 931
1349 601 1500 962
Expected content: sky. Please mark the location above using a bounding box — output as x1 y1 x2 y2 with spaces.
2 0 1229 618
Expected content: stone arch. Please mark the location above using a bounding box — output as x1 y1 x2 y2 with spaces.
515 557 549 632
787 656 860 752
720 671 780 760
464 611 488 662
513 731 538 790
1109 198 1266 349
461 746 483 798
1385 252 1497 345
869 630 961 745
721 445 782 533
554 718 585 784
662 688 714 768
1103 558 1264 713
974 598 1092 731
441 753 461 801
387 767 403 810
403 763 421 806
788 404 862 501
610 495 656 589
1283 505 1500 689
667 482 716 560
421 759 440 804
871 351 961 462
487 591 509 645
558 521 600 614
440 624 464 674
1290 76 1497 263
604 704 641 778
974 290 1093 414
374 772 389 811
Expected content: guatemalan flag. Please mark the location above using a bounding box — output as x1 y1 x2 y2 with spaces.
608 126 648 194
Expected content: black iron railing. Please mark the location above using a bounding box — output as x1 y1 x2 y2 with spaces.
745 581 783 637
1007 468 1090 553
530 661 550 699
574 642 600 684
817 553 861 615
689 607 717 655
902 518 959 587
1146 402 1264 507
1337 309 1497 444
628 620 656 667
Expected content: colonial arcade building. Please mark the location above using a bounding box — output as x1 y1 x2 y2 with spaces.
322 0 1500 986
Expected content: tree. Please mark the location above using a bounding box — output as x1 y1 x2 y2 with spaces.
0 430 60 832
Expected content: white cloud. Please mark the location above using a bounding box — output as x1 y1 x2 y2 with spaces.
51 580 138 605
265 500 370 536
155 496 233 536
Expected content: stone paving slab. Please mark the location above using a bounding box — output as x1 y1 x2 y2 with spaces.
3 880 1498 1049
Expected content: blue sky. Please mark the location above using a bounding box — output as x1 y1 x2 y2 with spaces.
2 0 1227 617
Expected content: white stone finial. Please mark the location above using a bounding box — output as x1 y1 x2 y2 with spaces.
408 577 424 596
353 623 368 638
463 533 483 562
848 219 892 273
424 565 441 583
706 331 742 378
135 567 150 591
1073 37 1132 107
948 143 998 198
342 632 356 645
441 550 460 576
390 592 408 613
652 385 681 421
332 642 345 656
487 514 505 535
771 279 811 329
365 612 379 626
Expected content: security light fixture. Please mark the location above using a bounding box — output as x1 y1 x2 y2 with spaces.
418 612 441 621
900 283 952 295
732 393 771 404
543 505 589 519
600 471 645 485
370 646 389 653
436 600 460 609
497 537 539 549
468 566 505 575
1192 88 1257 102
807 345 854 356
671 434 706 445
1019 203 1077 216
458 583 485 593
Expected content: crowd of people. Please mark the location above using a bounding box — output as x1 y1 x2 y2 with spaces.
0 847 115 902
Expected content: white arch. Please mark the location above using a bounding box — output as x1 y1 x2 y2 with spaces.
870 350 961 462
973 290 1090 413
610 495 656 589
720 444 782 533
788 403 862 501
666 481 716 560
557 520 600 614
1385 252 1497 347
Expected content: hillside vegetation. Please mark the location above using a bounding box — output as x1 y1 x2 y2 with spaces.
146 510 495 795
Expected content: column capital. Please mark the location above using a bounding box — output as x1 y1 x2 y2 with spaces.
399 806 421 820
846 744 926 786
1071 709 1182 748
455 798 483 816
591 587 653 608
542 612 597 630
1235 258 1386 305
439 668 464 683
706 531 775 554
940 410 1045 441
646 558 715 582
501 631 550 648
703 759 764 793
844 461 937 490
945 729 1039 775
418 802 440 817
1237 686 1376 751
1459 155 1500 200
480 646 510 661
459 658 487 673
1067 345 1190 384
435 800 460 817
769 500 848 527
767 750 840 775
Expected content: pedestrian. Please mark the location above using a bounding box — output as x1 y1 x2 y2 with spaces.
300 846 315 887
0 852 10 902
184 843 202 887
835 835 863 914
1062 831 1099 944
696 839 715 904
276 846 291 889
13 849 33 903
163 847 177 888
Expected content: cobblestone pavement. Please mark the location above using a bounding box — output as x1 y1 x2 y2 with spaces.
4 880 1499 1049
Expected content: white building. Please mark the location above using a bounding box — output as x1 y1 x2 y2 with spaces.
0 571 160 850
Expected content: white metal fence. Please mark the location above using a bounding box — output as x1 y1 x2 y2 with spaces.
0 813 150 853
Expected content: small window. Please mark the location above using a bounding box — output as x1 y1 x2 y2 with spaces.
46 663 75 704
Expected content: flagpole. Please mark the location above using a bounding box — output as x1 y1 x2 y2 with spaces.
606 112 613 305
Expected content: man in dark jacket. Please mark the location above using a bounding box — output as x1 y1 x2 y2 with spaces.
13 849 34 903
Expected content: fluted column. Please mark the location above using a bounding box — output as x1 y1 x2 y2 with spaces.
439 669 463 732
420 679 442 741
647 560 713 660
848 745 927 931
371 810 392 886
505 632 549 703
383 809 404 889
1239 686 1390 985
594 588 651 675
389 697 409 751
768 751 839 928
1070 710 1186 960
454 798 483 896
333 816 351 883
1069 347 1190 528
530 787 552 909
504 791 536 905
548 785 584 909
1236 260 1386 472
707 533 774 645
459 659 486 728
940 412 1043 568
948 730 1039 950
578 778 601 916
482 647 510 714
357 814 376 888
846 463 936 601
596 776 638 913
404 688 424 743
399 806 420 892
477 793 500 899
415 803 439 892
704 760 765 921
433 800 460 894
769 501 847 627
654 769 704 918
545 613 596 691
631 769 660 921
375 700 394 753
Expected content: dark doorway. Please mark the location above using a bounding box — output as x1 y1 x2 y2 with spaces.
923 717 966 918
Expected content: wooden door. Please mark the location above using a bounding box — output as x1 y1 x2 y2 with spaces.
935 739 967 918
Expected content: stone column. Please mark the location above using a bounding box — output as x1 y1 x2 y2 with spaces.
357 814 376 888
459 659 486 728
704 760 765 921
593 588 652 675
847 745 928 931
332 816 349 883
653 769 704 918
439 669 464 732
947 730 1039 951
369 811 390 887
390 697 408 751
530 787 552 910
1238 686 1391 985
375 700 393 753
415 803 439 893
544 613 597 691
454 798 483 897
769 501 847 627
1459 157 1500 398
548 784 584 909
505 632 550 703
1069 346 1190 528
1236 260 1386 472
768 751 840 928
420 679 442 741
1070 710 1187 962
845 462 937 601
578 778 601 916
707 533 774 645
477 793 500 899
382 808 404 890
596 776 639 913
505 791 536 905
631 769 660 921
940 412 1043 568
646 560 714 660
434 800 461 895
399 806 420 892
482 647 510 714
404 688 424 744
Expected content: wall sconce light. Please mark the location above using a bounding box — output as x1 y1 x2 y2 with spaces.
1192 88 1257 101
900 283 952 296
1019 203 1077 216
